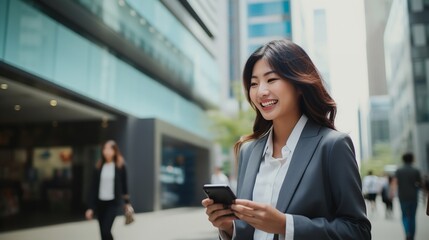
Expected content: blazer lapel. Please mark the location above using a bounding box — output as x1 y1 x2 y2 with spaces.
276 121 322 212
239 134 268 200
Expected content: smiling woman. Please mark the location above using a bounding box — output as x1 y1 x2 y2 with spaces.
201 39 371 240
248 59 302 133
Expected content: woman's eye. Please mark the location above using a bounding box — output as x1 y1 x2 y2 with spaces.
268 78 279 83
250 82 258 87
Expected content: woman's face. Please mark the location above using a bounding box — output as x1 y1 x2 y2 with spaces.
249 59 301 122
102 142 115 161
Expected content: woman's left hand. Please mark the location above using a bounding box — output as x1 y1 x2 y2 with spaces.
124 203 133 213
232 199 286 234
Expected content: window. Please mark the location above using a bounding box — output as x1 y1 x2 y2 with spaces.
248 21 291 37
412 24 426 46
413 59 425 79
248 1 290 17
410 0 423 12
424 0 429 10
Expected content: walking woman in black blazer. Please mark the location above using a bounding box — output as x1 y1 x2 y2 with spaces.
85 140 131 240
202 39 371 239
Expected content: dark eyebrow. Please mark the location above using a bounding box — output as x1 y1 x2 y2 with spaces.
251 70 277 79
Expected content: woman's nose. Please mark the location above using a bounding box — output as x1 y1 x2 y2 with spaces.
257 83 269 96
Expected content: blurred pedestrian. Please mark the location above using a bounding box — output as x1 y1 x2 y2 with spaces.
424 174 429 216
85 140 132 240
381 175 396 219
202 39 371 239
211 166 230 185
395 152 421 240
362 170 380 213
422 174 429 205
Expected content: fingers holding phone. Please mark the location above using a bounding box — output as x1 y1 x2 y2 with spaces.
202 184 237 233
202 197 236 232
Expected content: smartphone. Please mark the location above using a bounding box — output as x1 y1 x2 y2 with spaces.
203 184 236 205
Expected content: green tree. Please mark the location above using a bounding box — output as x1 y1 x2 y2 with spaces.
208 81 254 149
360 143 397 177
207 80 255 175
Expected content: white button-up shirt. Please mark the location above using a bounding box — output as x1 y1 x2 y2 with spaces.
253 114 308 240
99 162 115 201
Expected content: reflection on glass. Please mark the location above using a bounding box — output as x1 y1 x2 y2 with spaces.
73 0 194 89
160 145 195 209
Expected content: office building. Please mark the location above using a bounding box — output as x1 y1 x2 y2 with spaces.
0 0 226 230
384 0 429 172
247 0 292 55
292 0 368 164
361 0 393 159
291 0 331 92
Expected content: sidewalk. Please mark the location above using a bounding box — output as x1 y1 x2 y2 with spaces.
0 199 427 240
0 207 218 240
369 197 428 240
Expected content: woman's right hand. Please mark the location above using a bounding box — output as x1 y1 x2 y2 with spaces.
85 209 93 220
201 198 236 236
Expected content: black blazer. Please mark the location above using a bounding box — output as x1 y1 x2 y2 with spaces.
234 120 371 240
88 164 129 210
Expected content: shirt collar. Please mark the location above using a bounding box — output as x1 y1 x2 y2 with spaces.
263 114 308 157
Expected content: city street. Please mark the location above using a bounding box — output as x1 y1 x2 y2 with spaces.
1 197 428 240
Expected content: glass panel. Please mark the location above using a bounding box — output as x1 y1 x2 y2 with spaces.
5 0 56 79
72 0 220 106
53 26 90 92
0 0 8 59
87 45 116 101
410 0 423 12
423 0 429 9
248 1 290 17
426 24 429 44
414 59 425 78
415 83 429 122
3 0 211 138
160 142 197 209
412 24 426 46
248 21 291 37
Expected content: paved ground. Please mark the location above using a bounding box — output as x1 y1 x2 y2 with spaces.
368 197 428 240
0 198 428 240
0 207 218 240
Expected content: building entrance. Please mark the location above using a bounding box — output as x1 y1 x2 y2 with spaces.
160 136 206 209
0 77 119 231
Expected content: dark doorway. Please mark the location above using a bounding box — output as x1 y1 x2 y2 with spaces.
160 135 206 209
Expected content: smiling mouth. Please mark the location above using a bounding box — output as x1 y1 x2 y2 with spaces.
260 100 278 108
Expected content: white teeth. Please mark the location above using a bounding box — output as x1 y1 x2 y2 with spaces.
261 100 277 107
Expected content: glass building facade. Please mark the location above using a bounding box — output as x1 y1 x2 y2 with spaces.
247 0 292 54
384 0 429 172
0 0 222 230
369 96 391 154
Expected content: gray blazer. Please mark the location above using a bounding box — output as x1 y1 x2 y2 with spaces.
234 120 371 240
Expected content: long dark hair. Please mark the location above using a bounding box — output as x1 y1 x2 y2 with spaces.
96 139 125 169
234 39 336 155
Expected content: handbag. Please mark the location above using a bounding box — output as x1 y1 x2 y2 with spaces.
124 204 135 225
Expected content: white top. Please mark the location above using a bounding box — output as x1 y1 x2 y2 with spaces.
252 114 307 240
362 175 380 194
211 172 230 185
99 162 115 201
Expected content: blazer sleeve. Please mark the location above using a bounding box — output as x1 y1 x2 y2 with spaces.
120 166 130 203
292 133 371 240
236 140 255 197
88 168 99 210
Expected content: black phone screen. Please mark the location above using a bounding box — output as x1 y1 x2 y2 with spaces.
203 184 236 205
